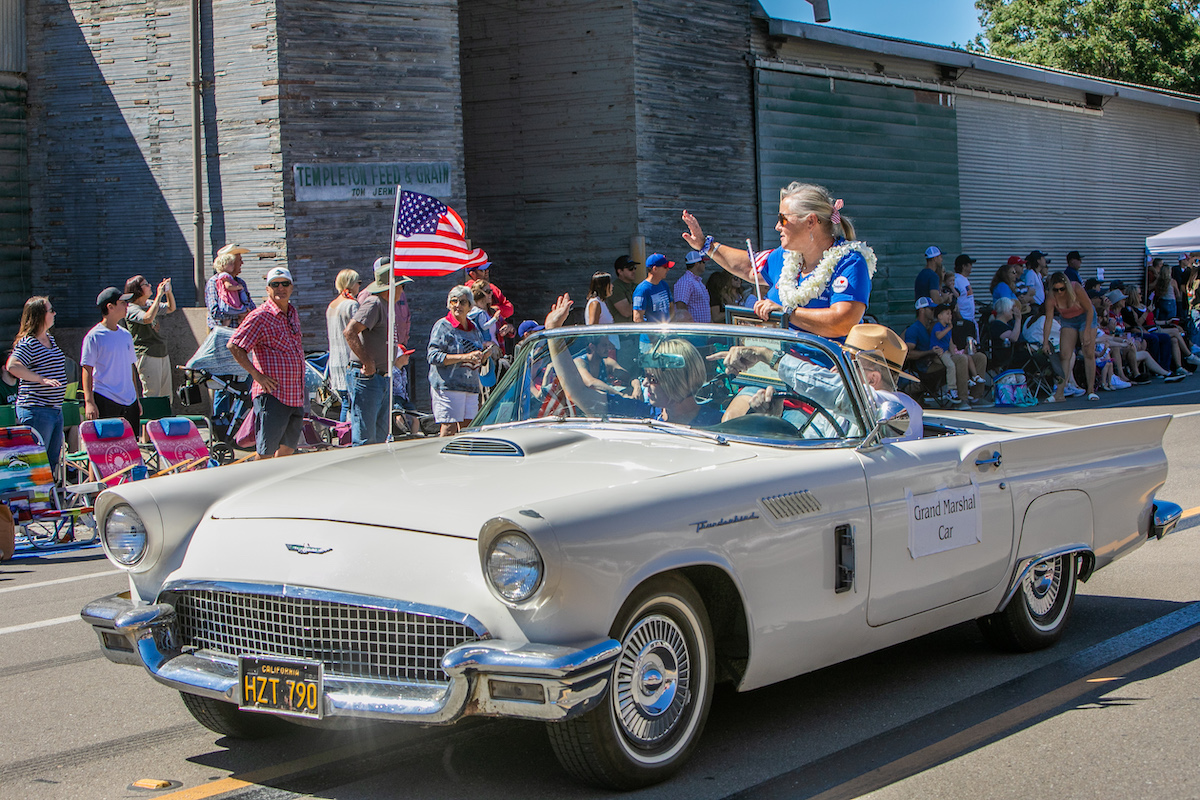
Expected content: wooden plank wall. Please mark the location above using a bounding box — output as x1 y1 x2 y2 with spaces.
25 0 282 330
633 0 759 297
277 0 465 353
459 0 639 323
0 77 30 332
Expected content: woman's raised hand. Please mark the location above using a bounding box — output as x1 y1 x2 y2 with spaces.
545 294 573 331
681 210 705 250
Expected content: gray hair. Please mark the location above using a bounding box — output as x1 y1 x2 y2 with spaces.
446 284 473 309
993 297 1015 316
779 182 856 241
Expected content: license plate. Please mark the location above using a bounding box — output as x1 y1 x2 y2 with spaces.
239 656 323 719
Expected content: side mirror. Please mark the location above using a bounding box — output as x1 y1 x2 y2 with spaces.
859 400 909 449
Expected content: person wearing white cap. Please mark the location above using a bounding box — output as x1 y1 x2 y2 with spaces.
915 246 951 306
673 251 712 323
205 243 255 329
228 267 305 458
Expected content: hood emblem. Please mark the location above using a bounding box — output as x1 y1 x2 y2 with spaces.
286 543 332 555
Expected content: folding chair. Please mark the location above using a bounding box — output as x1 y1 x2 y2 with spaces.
146 417 216 472
0 425 97 553
80 418 152 485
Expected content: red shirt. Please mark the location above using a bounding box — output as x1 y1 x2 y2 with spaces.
230 301 305 408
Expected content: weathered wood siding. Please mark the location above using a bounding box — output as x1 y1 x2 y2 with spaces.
459 0 638 320
25 0 282 328
634 0 758 294
0 75 30 332
277 0 465 354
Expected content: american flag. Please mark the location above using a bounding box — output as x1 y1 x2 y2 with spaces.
391 190 488 276
752 249 770 274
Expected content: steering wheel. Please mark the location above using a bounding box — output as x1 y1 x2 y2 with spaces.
788 394 847 438
709 413 801 437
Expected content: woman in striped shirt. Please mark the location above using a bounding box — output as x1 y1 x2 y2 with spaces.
6 297 67 474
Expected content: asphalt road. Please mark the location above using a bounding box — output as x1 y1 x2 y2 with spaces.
3 383 1200 800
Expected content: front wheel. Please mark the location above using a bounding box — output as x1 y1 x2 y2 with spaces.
546 574 714 790
179 692 292 739
978 553 1078 652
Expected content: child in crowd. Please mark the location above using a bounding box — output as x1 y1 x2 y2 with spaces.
215 272 245 312
933 304 981 402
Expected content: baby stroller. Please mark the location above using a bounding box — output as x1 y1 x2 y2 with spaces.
181 326 252 465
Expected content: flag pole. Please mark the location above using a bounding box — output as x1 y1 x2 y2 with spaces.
746 238 762 303
385 184 403 444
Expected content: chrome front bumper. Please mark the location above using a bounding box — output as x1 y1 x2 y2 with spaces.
81 591 619 724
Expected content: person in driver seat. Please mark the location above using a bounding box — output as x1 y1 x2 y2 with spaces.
717 324 923 442
543 294 723 426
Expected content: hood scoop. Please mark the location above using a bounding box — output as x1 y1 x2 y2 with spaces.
441 436 524 457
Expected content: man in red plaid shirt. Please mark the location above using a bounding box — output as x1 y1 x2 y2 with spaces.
228 267 305 458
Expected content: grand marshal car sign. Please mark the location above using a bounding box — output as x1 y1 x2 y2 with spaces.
906 482 982 558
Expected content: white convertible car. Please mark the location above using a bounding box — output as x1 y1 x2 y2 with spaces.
82 323 1181 789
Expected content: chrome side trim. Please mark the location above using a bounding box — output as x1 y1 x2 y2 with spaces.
80 592 618 724
1151 500 1183 540
996 544 1092 613
158 580 490 640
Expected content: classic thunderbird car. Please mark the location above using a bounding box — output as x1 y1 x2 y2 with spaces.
82 323 1181 789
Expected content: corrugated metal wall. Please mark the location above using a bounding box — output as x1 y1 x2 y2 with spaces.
0 0 28 333
25 0 282 327
754 67 961 326
957 94 1200 290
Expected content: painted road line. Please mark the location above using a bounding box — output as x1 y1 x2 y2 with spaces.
1038 386 1200 418
732 600 1200 800
0 614 81 635
0 568 121 594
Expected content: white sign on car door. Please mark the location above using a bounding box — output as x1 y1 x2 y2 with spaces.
906 482 982 558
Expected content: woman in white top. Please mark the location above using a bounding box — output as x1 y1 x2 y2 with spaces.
586 272 620 349
326 269 360 421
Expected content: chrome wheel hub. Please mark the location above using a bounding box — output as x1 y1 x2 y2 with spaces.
613 614 690 747
1024 558 1062 618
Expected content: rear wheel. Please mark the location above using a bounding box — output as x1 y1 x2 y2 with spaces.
546 574 714 790
978 553 1078 652
179 692 292 739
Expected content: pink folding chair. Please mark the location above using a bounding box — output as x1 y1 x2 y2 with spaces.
146 417 214 473
79 418 150 485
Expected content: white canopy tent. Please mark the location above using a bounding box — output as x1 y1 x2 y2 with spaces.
1146 216 1200 255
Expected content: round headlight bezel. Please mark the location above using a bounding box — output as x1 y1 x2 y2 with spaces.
485 531 544 604
103 503 148 567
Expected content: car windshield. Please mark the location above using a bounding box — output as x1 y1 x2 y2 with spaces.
472 325 869 443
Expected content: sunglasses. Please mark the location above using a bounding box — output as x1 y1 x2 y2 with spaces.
777 212 798 226
269 281 292 288
642 371 661 386
1052 285 1068 293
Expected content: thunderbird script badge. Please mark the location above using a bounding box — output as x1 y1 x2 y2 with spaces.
285 543 332 555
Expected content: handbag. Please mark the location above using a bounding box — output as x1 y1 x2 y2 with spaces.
994 369 1037 407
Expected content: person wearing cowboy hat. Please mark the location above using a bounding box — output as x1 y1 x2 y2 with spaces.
205 243 255 329
344 265 411 446
715 323 923 441
359 258 418 412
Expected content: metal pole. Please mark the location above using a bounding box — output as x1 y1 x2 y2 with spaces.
190 0 205 302
807 0 831 23
385 186 403 443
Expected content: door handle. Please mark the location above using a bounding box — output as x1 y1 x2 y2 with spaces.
975 451 1002 469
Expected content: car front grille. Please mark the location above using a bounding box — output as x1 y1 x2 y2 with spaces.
171 589 483 686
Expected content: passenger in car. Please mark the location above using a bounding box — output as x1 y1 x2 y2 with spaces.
543 294 722 426
715 324 922 442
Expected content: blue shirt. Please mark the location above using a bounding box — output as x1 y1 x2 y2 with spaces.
760 242 872 341
932 322 953 350
1064 266 1082 284
904 320 932 353
992 282 1017 303
632 279 672 323
914 267 940 302
607 394 724 426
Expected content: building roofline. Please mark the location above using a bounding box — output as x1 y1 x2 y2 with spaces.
764 16 1200 114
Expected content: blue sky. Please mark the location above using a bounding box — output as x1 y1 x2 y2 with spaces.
758 0 984 48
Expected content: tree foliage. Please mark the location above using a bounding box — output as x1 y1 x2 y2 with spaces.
971 0 1200 94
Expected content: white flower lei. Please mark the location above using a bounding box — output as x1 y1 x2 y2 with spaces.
777 240 878 308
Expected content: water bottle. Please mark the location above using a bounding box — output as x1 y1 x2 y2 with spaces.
967 337 976 355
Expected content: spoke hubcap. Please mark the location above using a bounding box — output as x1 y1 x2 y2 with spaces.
613 613 690 747
1024 558 1062 618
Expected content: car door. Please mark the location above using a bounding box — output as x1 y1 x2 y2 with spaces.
856 434 1015 626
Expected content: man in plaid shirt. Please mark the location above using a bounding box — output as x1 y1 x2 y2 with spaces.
673 251 712 323
228 267 305 458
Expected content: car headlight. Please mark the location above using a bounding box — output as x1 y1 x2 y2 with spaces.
104 504 148 566
485 532 543 603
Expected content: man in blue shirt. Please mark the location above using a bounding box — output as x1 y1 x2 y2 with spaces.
632 253 674 324
1064 251 1084 285
914 246 951 305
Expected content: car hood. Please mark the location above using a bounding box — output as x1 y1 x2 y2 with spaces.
207 425 757 536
